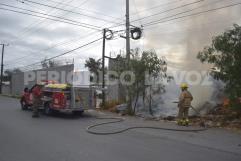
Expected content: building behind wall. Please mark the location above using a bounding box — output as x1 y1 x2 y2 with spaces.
10 64 74 95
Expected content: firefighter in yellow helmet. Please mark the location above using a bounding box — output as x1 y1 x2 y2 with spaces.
177 83 193 126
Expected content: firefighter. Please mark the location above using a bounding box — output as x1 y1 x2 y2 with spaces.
177 83 193 126
31 83 44 118
20 87 29 109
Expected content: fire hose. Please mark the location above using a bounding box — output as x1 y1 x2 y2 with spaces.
86 117 208 135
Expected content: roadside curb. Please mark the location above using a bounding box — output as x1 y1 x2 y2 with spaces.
0 94 20 99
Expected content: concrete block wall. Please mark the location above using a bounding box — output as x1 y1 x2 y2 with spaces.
10 64 74 95
2 85 10 95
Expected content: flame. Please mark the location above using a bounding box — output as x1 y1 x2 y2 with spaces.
223 98 230 107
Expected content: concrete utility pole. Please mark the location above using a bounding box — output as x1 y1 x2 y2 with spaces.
126 0 131 63
125 0 132 110
0 44 7 94
102 29 106 107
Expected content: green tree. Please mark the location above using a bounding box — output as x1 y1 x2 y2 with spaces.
113 49 172 115
197 24 241 108
85 58 101 83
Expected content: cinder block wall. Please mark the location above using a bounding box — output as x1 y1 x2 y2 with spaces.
10 64 74 95
2 85 10 95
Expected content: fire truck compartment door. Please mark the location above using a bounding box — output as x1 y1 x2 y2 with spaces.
72 87 95 110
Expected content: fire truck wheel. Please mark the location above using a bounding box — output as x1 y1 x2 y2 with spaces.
44 103 53 115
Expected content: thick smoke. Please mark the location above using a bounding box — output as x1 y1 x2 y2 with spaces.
135 0 241 117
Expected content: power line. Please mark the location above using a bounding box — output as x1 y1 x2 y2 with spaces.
141 0 225 27
7 28 126 68
5 0 120 67
20 0 92 30
144 2 241 27
6 28 121 70
21 0 123 25
13 36 104 70
109 0 205 28
2 0 124 61
147 16 240 37
18 0 100 36
131 0 186 15
12 0 68 41
7 0 236 71
0 3 102 30
7 2 201 68
7 0 99 63
4 30 102 65
142 0 223 26
3 0 100 67
10 0 77 44
0 7 102 31
10 0 124 61
132 0 143 27
131 0 205 23
35 0 124 21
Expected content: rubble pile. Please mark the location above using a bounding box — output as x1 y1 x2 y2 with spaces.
190 105 241 131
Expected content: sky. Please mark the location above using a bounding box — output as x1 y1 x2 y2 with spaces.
1 0 241 112
0 0 241 72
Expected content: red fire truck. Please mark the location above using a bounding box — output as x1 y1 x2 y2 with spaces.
20 83 95 115
20 80 57 110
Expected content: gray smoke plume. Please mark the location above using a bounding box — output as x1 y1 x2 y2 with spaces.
135 0 241 117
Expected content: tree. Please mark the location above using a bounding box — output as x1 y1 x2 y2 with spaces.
197 24 241 109
85 58 101 83
112 49 172 115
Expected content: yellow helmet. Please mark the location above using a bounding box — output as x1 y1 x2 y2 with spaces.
180 83 188 89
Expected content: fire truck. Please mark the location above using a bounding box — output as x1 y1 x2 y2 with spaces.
20 83 96 115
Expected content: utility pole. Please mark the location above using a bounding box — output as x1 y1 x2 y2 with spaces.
126 0 130 63
125 0 132 111
102 29 106 107
0 43 7 94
